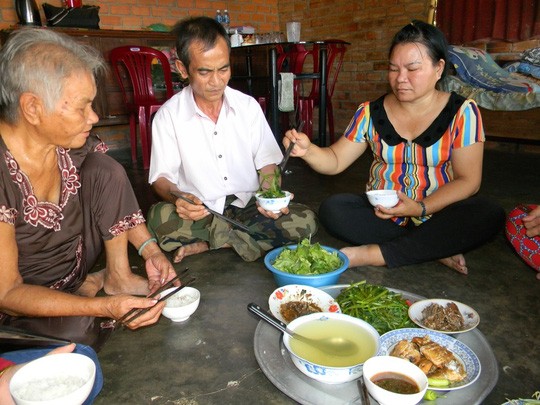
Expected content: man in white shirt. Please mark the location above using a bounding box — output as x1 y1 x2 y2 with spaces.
147 16 317 262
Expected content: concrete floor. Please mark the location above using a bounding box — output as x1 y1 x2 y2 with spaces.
94 143 540 405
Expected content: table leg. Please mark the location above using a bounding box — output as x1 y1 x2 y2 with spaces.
269 47 280 142
318 45 328 147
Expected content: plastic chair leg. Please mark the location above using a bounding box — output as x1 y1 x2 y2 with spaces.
298 98 314 140
327 100 335 144
129 113 137 163
137 106 150 170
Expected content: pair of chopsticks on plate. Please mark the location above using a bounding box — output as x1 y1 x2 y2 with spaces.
113 268 195 329
170 191 251 232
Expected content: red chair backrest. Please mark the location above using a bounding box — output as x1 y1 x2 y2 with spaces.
308 40 348 100
109 46 174 106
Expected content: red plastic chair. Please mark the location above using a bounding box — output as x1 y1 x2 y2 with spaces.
110 46 175 169
295 40 348 143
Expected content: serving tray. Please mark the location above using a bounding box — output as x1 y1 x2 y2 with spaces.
253 285 498 404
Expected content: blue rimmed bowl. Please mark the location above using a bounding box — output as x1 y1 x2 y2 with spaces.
264 244 349 287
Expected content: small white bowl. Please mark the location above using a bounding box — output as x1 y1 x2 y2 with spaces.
366 190 399 208
283 312 380 384
363 356 428 405
268 284 341 324
161 286 200 322
9 353 96 405
256 191 291 213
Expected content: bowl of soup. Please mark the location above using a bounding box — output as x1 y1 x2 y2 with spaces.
363 355 428 405
282 312 380 384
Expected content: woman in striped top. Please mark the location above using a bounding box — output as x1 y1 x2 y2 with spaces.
283 20 505 274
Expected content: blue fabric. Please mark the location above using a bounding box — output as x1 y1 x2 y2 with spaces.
505 61 540 80
2 344 103 404
448 45 536 93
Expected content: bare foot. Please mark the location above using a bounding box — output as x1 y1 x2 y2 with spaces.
341 245 385 267
103 272 151 296
173 241 210 263
439 254 468 275
75 270 105 297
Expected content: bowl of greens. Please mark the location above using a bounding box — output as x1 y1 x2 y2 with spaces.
256 191 291 213
264 239 349 287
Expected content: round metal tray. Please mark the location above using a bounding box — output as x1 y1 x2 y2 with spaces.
253 285 498 404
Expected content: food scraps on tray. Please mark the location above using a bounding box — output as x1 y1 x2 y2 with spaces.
391 336 467 387
272 238 343 275
280 300 323 323
336 281 415 334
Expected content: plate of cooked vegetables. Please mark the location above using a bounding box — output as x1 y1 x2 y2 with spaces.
408 299 480 334
377 328 481 391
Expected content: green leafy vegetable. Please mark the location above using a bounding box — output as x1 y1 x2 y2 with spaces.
336 281 415 334
258 169 285 198
424 389 446 401
272 238 343 275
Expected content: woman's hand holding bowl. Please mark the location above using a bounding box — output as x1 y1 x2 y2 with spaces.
374 191 424 219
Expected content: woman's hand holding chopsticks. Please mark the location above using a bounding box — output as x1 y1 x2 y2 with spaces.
144 250 180 293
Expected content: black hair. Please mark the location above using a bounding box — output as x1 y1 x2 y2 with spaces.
389 20 449 80
172 16 231 71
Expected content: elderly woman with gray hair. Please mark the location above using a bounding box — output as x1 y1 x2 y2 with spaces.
0 28 178 350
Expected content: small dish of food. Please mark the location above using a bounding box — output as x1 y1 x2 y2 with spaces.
161 286 201 322
268 284 341 324
378 328 481 391
408 299 480 334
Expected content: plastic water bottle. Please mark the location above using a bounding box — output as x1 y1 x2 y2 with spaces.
222 9 230 33
215 10 222 24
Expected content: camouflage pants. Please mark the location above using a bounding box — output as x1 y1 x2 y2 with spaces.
146 197 318 261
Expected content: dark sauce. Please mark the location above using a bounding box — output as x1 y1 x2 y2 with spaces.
371 372 419 394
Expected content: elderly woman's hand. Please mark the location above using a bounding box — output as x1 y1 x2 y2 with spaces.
107 295 165 330
145 251 179 293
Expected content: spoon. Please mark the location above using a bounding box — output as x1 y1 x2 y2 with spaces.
247 303 358 357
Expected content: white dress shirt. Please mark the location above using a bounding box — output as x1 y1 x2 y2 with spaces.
149 86 283 213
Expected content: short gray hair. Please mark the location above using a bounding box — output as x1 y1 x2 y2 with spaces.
0 28 107 124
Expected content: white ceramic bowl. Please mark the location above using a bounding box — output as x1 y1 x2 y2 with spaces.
363 356 428 405
366 190 399 209
283 312 380 384
268 284 341 324
161 286 200 322
9 353 96 405
256 191 291 213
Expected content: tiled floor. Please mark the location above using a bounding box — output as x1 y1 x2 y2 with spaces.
94 143 540 405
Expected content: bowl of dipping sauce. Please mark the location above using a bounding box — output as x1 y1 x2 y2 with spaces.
366 190 399 209
363 355 428 405
283 312 379 384
9 353 96 405
161 286 200 322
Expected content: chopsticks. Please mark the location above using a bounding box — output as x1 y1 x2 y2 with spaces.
357 377 370 404
113 268 188 328
278 120 304 173
170 191 251 232
120 277 196 327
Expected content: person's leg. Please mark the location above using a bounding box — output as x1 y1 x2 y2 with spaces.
77 152 149 296
319 193 407 244
2 344 103 404
146 201 213 263
380 195 505 268
222 199 318 261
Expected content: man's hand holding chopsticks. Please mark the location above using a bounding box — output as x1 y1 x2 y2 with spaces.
173 191 209 221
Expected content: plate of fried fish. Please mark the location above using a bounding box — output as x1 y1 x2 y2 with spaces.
378 328 481 391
